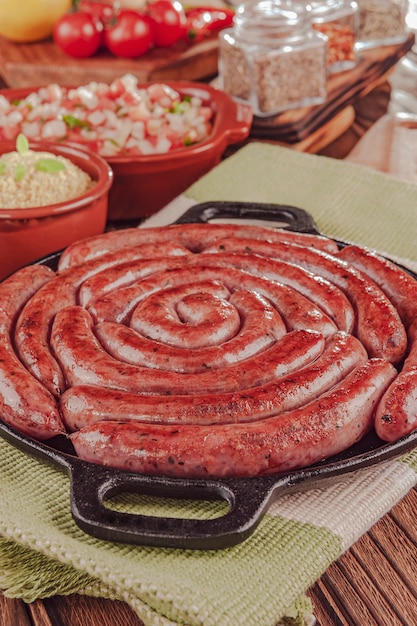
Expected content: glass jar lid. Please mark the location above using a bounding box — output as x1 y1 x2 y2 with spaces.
308 0 358 21
234 0 313 44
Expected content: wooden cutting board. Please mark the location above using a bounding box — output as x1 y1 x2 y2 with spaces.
250 33 415 143
0 33 219 87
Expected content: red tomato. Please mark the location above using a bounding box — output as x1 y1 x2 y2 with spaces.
104 9 154 58
146 0 185 48
77 0 114 23
184 7 235 43
53 11 103 58
77 0 115 47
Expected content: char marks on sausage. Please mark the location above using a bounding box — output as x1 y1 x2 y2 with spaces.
70 358 396 478
203 238 407 364
60 331 365 432
58 222 340 270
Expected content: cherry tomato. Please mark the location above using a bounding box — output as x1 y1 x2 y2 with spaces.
53 11 103 58
76 0 115 47
77 0 115 24
104 9 154 58
184 7 235 43
146 0 186 48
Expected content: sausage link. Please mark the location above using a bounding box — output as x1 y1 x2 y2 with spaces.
89 264 338 337
60 331 365 432
219 239 407 364
0 265 64 439
200 252 355 333
14 249 189 396
96 289 286 372
337 244 417 334
52 306 324 394
70 358 396 478
58 223 340 270
374 339 417 442
129 281 241 349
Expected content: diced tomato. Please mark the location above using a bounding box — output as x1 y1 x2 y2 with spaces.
0 76 214 155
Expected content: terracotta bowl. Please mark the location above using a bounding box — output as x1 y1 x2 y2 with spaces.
105 82 253 221
0 141 113 281
0 82 253 221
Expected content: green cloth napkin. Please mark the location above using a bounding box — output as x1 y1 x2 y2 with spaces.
183 142 417 263
1 142 417 626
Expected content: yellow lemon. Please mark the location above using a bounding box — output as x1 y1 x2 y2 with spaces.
0 0 73 43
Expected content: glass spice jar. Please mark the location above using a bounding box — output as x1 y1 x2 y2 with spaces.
308 0 359 72
355 0 408 49
218 0 328 117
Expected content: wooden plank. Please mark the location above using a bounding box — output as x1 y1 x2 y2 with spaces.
0 34 219 88
0 595 32 626
37 595 144 626
307 487 417 625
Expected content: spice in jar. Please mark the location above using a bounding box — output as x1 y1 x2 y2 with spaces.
355 0 408 49
309 0 359 72
218 0 328 117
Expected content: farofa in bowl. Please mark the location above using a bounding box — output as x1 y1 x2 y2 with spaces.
0 136 113 281
0 135 93 208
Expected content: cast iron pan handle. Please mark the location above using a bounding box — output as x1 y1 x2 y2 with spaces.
68 457 288 550
174 201 321 234
67 426 417 550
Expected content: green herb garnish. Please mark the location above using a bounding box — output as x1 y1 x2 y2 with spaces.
63 114 92 131
0 162 6 175
11 133 67 181
35 158 66 173
16 133 29 155
15 163 26 181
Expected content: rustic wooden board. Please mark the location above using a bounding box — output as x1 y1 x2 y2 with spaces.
250 33 415 143
0 34 219 88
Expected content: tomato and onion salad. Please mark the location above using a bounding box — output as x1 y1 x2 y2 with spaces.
0 76 214 158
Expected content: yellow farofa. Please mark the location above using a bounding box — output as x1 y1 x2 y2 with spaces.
0 150 94 209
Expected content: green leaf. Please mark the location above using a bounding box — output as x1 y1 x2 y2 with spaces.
62 114 92 131
35 158 66 173
0 162 6 175
16 133 29 155
15 163 26 181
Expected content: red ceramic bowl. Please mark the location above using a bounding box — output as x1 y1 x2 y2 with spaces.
105 82 253 221
0 81 253 221
0 141 113 281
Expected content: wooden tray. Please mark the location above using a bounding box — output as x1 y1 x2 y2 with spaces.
250 33 415 143
0 34 219 88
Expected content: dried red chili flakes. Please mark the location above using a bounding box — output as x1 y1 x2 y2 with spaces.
313 22 356 66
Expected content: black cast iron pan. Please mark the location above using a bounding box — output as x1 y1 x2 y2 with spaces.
1 201 417 551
